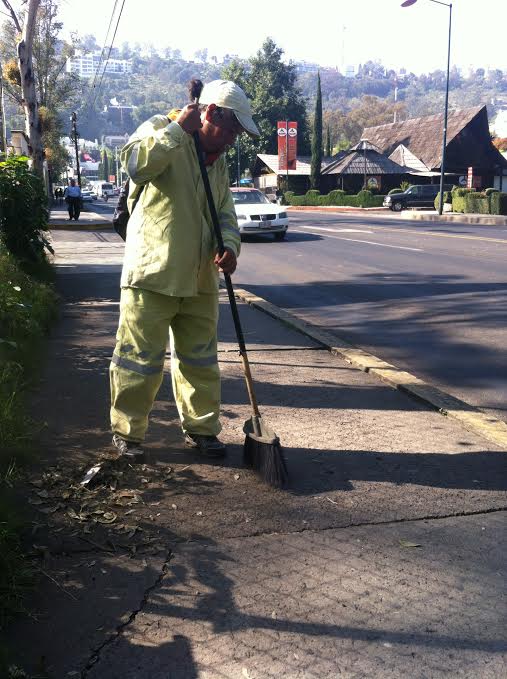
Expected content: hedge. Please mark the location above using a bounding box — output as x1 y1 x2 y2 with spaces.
489 191 507 215
284 189 385 208
464 192 490 214
450 188 507 215
434 191 452 210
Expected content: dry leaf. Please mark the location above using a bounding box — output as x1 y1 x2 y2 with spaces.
97 512 117 524
234 474 240 480
29 498 44 506
399 539 421 548
39 506 60 514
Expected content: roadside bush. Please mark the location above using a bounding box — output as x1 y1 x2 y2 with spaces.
452 196 464 212
327 189 345 204
388 188 404 195
453 187 472 197
0 156 52 263
434 191 452 210
284 190 385 208
0 250 58 454
0 249 58 635
490 191 507 215
464 192 489 214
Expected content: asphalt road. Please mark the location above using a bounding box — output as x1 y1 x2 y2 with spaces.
234 212 507 423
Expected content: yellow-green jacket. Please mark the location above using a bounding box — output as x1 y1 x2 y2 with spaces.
120 112 240 297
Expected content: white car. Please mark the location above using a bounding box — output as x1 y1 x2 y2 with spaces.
231 188 288 241
80 189 96 203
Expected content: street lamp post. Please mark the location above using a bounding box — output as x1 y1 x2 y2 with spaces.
402 0 452 215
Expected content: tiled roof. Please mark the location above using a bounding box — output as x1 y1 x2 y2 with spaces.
388 144 430 173
322 144 405 175
363 106 485 170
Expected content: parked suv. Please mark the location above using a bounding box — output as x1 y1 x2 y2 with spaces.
384 184 452 211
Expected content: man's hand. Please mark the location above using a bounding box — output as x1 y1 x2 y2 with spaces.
176 104 202 135
214 248 237 275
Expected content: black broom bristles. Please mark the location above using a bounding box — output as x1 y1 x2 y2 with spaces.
244 434 289 489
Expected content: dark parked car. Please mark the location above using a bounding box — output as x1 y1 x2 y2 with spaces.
383 184 453 211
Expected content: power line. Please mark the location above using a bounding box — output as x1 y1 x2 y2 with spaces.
90 0 126 111
85 0 120 110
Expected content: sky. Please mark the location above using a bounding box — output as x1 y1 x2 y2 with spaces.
9 0 507 74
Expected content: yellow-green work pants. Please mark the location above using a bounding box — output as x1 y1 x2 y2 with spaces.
110 287 220 442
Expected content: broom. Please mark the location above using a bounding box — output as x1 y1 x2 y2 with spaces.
188 79 288 489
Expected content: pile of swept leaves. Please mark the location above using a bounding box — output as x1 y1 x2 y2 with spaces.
28 457 179 558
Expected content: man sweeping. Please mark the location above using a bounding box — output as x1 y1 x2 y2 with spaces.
109 80 260 462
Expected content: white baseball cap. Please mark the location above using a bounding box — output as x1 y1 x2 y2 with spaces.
199 80 260 138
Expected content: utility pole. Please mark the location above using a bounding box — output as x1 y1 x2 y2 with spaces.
115 146 119 186
70 111 81 187
393 78 398 123
236 136 240 186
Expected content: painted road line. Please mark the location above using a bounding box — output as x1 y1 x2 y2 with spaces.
293 221 507 245
296 226 374 234
296 229 423 252
225 283 507 450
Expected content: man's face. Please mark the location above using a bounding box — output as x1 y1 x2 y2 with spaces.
199 103 244 154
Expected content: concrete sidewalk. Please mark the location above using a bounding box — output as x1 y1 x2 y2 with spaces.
50 204 112 229
6 230 506 678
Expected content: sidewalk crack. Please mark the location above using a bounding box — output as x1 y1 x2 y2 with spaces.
81 549 173 677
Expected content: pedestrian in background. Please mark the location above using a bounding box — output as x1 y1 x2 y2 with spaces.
63 179 81 221
109 79 259 461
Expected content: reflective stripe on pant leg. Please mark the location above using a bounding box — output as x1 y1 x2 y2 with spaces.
170 293 221 436
110 287 178 441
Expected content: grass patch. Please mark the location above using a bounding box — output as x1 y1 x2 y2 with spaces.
0 249 59 663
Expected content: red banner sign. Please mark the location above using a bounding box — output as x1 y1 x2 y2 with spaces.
467 166 473 189
277 121 297 171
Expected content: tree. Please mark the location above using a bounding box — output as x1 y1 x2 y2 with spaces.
1 0 44 174
222 38 310 177
325 125 332 157
1 0 80 179
310 72 322 189
100 147 110 181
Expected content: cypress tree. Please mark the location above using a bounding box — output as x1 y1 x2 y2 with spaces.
310 72 322 190
101 148 109 181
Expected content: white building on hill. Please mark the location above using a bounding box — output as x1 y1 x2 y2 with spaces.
66 52 132 79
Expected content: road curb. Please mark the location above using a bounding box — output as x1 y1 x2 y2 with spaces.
226 284 507 450
402 212 507 225
287 206 389 213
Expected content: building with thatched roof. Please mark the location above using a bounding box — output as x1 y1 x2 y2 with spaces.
321 140 406 193
253 144 406 195
363 105 507 189
252 153 337 196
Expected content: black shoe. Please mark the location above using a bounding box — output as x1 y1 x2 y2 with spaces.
112 434 145 463
184 433 227 458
